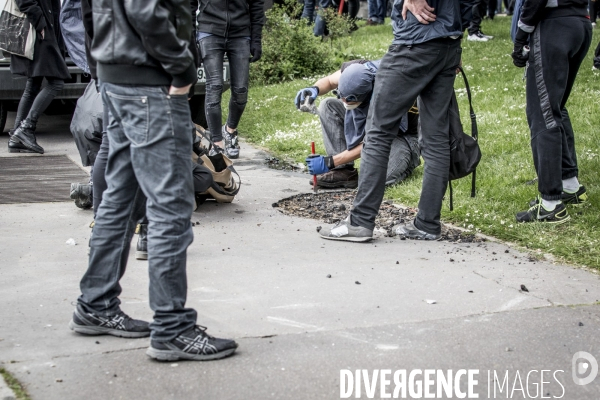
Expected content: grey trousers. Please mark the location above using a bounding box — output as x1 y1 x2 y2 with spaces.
318 97 420 185
351 38 462 235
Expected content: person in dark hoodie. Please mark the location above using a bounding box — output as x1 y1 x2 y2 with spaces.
70 0 238 362
511 0 591 223
295 59 420 189
7 0 70 154
192 0 265 159
319 0 475 242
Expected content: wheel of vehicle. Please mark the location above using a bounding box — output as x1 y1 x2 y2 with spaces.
0 101 7 134
189 94 207 128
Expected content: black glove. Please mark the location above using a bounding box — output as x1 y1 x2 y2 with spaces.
250 25 263 63
511 28 530 68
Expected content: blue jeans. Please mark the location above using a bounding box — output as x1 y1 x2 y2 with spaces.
314 0 334 36
301 0 316 23
367 0 386 22
351 39 461 235
198 35 250 142
78 82 197 342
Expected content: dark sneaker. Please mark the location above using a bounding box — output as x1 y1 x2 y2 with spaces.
146 325 238 361
393 220 440 240
310 168 358 189
70 183 93 209
69 304 150 338
516 200 570 224
223 125 240 159
208 143 225 157
562 185 587 206
136 223 148 260
319 215 373 242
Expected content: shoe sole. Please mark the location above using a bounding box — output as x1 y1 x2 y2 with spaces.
146 346 237 361
69 320 150 338
396 234 440 241
8 147 37 153
12 133 44 154
319 234 372 243
135 251 148 260
310 181 358 189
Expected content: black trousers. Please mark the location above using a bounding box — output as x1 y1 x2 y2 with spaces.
594 40 600 68
351 38 461 235
468 0 488 35
526 17 592 200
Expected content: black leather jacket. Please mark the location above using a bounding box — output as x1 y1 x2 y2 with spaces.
193 0 265 38
91 0 197 87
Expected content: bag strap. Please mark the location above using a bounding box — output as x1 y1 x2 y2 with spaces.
456 65 478 199
208 164 242 196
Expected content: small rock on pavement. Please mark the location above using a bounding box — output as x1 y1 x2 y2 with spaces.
579 322 584 327
326 274 331 278
520 284 529 292
425 299 437 305
316 226 322 232
355 281 361 285
505 347 513 352
65 238 76 246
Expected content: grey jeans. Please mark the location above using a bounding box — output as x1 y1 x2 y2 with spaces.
318 97 420 185
78 83 197 342
351 38 462 235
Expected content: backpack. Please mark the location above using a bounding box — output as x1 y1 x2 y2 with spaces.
192 124 241 204
448 66 482 211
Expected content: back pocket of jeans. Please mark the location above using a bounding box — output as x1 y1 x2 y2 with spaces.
106 91 149 145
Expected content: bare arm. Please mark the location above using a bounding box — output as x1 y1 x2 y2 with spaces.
313 70 342 95
332 143 363 167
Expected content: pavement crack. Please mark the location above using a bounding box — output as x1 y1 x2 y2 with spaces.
51 346 149 360
472 270 556 306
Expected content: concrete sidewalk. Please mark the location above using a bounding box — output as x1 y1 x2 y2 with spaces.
0 115 599 399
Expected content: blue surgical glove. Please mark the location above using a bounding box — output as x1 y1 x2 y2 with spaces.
306 154 333 175
295 86 319 109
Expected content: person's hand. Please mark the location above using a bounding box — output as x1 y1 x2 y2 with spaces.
250 39 262 63
402 0 436 24
511 28 529 68
250 26 263 63
169 83 192 95
295 86 319 109
306 154 332 175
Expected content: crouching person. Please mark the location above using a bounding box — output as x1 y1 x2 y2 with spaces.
69 0 237 362
295 60 420 189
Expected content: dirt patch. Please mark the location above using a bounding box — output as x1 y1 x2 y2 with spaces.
264 157 304 171
273 191 484 243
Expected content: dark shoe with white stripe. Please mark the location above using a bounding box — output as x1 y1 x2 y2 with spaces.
516 200 570 224
146 325 238 361
319 215 373 242
69 304 150 338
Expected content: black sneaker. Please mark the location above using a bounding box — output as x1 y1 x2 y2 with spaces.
516 200 570 224
562 185 587 206
69 304 150 338
146 325 238 361
393 220 440 240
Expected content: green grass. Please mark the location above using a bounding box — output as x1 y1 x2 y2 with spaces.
234 17 600 269
0 367 30 400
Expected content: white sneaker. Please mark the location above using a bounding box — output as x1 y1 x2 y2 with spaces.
479 30 494 39
467 32 489 42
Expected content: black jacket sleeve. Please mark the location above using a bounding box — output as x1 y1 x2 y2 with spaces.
14 0 46 32
519 0 549 32
80 0 97 80
248 0 266 29
190 0 200 68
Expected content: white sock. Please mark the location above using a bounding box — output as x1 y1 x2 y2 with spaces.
562 177 579 193
541 199 560 211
